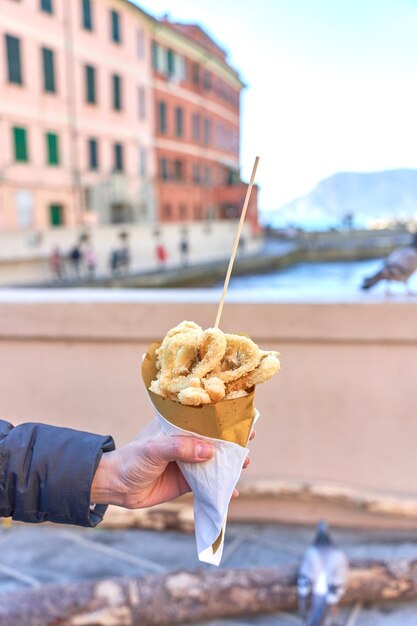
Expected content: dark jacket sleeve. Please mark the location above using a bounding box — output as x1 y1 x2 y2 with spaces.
0 419 115 527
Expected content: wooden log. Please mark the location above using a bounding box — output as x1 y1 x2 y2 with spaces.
1 559 417 626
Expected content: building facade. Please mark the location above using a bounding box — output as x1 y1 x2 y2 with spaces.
150 18 258 228
0 0 155 231
0 0 258 232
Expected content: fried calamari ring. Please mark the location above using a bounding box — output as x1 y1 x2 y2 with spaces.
178 386 211 406
156 321 202 371
214 334 262 383
226 351 280 392
159 328 227 395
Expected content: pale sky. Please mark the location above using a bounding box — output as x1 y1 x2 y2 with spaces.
134 0 417 211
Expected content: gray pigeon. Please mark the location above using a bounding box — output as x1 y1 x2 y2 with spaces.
297 521 349 626
361 233 417 294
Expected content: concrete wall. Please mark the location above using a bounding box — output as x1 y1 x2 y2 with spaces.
1 291 417 526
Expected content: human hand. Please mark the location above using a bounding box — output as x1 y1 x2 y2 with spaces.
91 422 254 509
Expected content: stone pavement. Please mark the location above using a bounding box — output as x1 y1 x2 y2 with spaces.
1 521 417 625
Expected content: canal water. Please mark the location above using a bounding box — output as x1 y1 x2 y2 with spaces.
225 258 417 298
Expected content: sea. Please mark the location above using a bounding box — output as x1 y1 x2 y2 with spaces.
225 258 417 299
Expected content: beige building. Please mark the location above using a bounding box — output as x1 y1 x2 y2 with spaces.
0 0 156 231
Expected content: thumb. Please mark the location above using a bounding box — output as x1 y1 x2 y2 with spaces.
150 436 214 464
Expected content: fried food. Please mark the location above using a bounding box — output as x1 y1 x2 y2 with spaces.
226 352 280 393
150 322 280 406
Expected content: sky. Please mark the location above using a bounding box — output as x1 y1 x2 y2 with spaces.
134 0 417 211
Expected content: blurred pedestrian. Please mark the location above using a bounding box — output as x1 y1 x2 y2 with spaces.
84 245 97 278
156 243 168 269
69 244 82 278
49 246 64 281
179 237 189 266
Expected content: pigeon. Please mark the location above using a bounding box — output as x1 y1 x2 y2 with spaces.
361 233 417 295
297 521 349 626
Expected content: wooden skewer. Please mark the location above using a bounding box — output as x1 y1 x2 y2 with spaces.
214 156 260 329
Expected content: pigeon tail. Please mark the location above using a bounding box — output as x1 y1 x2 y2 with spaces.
307 594 328 626
361 270 384 290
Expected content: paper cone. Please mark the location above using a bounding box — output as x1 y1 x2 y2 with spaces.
142 342 257 565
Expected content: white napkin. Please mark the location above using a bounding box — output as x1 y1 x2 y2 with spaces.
152 408 259 566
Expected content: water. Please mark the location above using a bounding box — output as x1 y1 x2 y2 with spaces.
227 258 417 298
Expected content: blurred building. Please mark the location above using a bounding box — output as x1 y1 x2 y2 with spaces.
151 17 258 228
0 0 258 231
0 0 155 230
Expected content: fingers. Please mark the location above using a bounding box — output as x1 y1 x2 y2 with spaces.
150 436 214 464
243 456 250 469
249 429 256 441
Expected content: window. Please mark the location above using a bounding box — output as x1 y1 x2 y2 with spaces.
110 10 121 43
139 147 147 177
160 158 169 180
88 138 98 170
163 204 172 220
138 86 146 119
167 49 175 76
42 47 56 93
112 74 122 111
40 0 53 14
152 42 158 70
204 118 212 145
113 143 124 172
13 127 28 162
175 107 183 137
15 190 34 228
192 163 201 184
194 204 203 220
204 70 211 91
191 62 200 85
179 204 187 219
174 160 183 182
46 132 60 165
192 112 201 142
5 35 22 85
49 203 64 227
82 0 93 31
85 65 96 103
204 165 212 186
158 101 167 133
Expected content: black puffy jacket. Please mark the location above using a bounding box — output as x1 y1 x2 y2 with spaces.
0 419 114 527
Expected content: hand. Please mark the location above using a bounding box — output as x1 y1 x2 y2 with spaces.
91 421 255 510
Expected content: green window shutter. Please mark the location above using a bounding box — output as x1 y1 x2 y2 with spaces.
112 74 122 110
111 10 121 43
85 65 96 103
152 42 158 70
40 0 53 13
82 0 93 30
13 127 28 162
49 204 63 226
88 138 98 169
114 143 124 171
46 132 59 165
42 47 56 93
167 49 175 76
175 107 183 137
5 35 22 85
159 102 167 133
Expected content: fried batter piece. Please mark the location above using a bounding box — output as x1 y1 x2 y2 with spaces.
149 322 280 406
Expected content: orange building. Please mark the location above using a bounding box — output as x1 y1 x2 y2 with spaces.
150 17 259 229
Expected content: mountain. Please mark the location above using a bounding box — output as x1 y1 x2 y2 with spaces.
266 169 417 229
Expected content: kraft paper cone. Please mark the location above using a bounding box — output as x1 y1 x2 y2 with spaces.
142 343 257 565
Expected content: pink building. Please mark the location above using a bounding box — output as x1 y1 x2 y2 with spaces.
0 0 155 230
